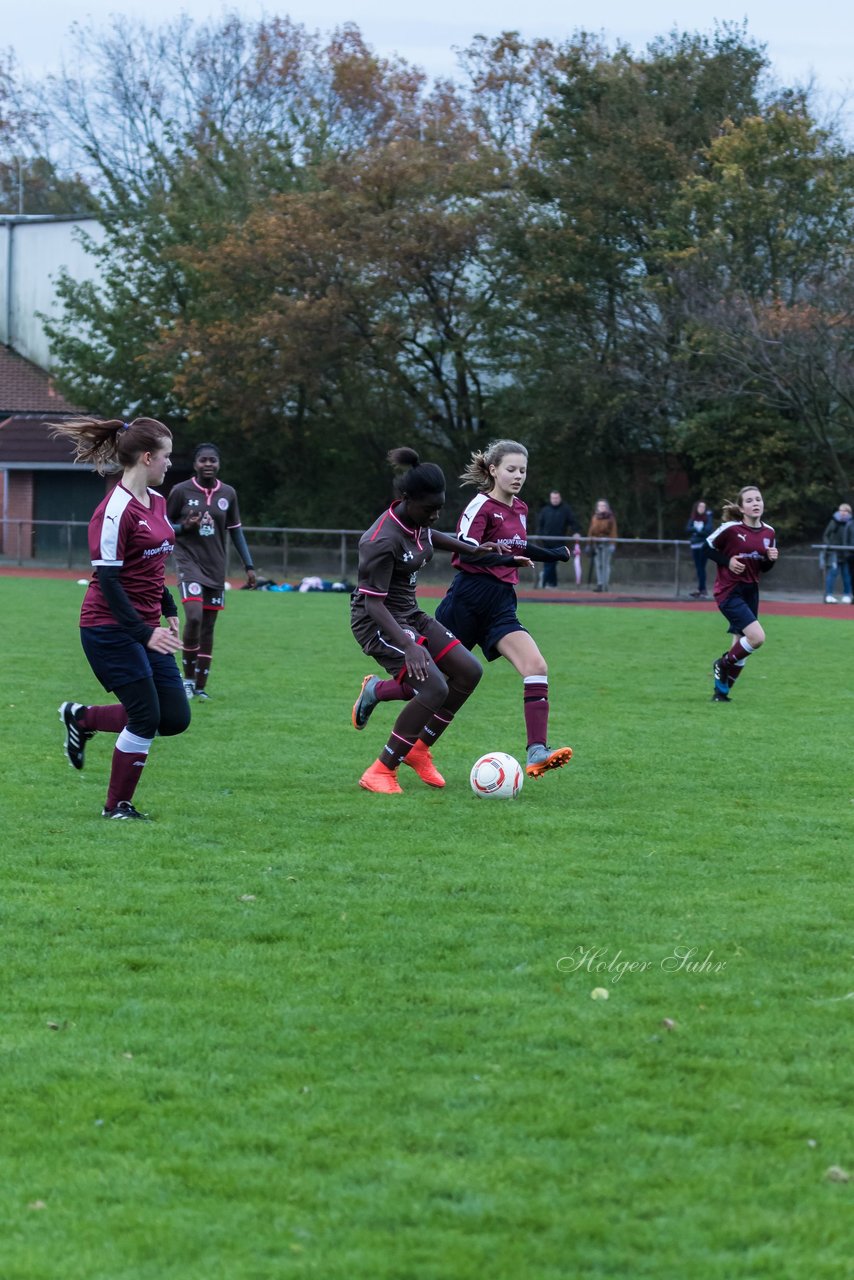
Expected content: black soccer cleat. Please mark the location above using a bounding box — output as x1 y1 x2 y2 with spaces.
711 691 731 703
193 689 212 701
712 658 731 698
58 701 94 770
102 801 149 820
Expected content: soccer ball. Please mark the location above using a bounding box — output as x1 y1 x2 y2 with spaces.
470 752 524 799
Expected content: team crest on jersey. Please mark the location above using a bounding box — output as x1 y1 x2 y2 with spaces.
217 497 228 511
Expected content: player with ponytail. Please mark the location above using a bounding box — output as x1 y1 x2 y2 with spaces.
51 416 190 818
705 485 779 702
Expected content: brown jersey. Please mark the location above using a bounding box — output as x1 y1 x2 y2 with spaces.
167 477 243 588
351 505 435 624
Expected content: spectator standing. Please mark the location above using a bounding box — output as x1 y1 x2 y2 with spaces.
588 499 617 592
686 500 714 598
821 503 853 603
537 490 577 588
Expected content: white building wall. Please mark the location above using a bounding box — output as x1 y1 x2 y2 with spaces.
0 216 104 370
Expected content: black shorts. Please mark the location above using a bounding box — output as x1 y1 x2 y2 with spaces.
80 625 184 694
178 577 225 610
351 609 461 680
717 585 760 635
435 572 526 663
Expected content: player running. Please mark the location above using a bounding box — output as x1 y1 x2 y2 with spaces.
51 416 190 819
432 439 573 778
351 447 487 795
705 485 779 702
166 443 256 699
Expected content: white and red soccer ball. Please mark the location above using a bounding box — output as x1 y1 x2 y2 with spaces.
469 752 524 799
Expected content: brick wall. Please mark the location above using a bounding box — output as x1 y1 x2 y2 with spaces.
2 470 34 557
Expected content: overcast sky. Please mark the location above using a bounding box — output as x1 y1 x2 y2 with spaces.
6 0 852 111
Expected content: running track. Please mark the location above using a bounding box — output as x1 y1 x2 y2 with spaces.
4 567 849 621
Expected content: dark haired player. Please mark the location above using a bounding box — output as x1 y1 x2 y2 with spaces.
351 447 488 795
705 485 778 702
166 444 256 699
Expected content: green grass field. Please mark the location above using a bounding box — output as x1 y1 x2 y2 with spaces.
1 578 851 1279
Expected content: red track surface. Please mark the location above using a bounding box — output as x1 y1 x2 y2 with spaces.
4 566 850 620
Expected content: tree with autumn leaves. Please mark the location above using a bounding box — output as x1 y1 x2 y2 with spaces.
37 16 854 533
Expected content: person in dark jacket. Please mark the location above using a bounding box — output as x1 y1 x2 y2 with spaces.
822 502 853 603
536 491 577 588
686 500 714 598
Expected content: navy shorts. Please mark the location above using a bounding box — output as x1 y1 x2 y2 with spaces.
80 626 184 693
717 585 760 635
435 572 526 663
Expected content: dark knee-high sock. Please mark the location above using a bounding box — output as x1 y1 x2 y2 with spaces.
79 704 128 733
105 729 152 810
380 699 437 769
182 646 199 682
420 709 454 746
195 653 212 691
375 678 414 703
723 637 754 682
523 677 550 747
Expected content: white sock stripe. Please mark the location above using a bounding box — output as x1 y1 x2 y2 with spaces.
740 638 755 654
523 676 548 686
116 729 153 754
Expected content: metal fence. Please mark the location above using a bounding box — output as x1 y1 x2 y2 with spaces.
0 519 827 597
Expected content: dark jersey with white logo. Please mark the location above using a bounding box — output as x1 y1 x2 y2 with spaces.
451 493 528 584
80 483 174 628
167 478 243 587
351 505 435 624
707 520 776 600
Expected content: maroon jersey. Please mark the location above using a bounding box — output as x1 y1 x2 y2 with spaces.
707 520 776 600
451 493 528 584
167 477 243 588
352 505 435 622
80 483 175 628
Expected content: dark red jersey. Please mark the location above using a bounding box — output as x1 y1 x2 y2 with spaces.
451 493 528 584
167 477 243 588
80 483 175 628
352 505 435 622
707 520 776 600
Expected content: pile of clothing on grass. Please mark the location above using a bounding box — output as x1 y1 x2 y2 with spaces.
247 575 354 593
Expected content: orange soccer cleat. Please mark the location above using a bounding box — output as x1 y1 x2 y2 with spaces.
525 745 573 778
402 740 446 788
359 759 403 794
